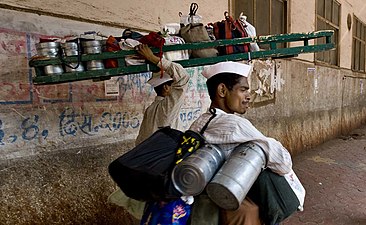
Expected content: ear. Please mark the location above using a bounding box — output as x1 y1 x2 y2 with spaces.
163 84 170 92
217 83 227 98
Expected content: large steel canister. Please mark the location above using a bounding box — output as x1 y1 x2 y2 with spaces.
36 42 60 58
81 40 104 70
172 144 225 196
86 60 104 70
61 42 79 56
81 40 102 54
65 62 84 73
206 142 266 210
61 42 85 72
43 65 64 75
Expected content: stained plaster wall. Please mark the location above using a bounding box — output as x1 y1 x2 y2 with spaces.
0 0 227 32
247 59 366 156
1 0 366 224
0 8 211 224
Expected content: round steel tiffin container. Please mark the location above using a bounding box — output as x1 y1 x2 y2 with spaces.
83 46 102 54
61 42 80 56
36 42 60 58
206 142 266 210
36 41 60 49
81 40 102 54
61 42 78 50
81 40 101 47
65 63 84 72
44 65 64 75
36 48 59 58
86 60 104 70
172 144 225 196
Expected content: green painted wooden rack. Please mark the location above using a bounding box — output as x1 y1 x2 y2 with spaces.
29 30 334 85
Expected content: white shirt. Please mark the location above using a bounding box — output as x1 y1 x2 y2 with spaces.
189 108 305 209
135 58 190 145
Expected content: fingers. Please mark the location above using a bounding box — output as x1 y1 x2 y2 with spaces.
134 44 158 63
135 44 148 51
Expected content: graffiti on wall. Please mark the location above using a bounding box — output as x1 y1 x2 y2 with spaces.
0 100 207 146
179 101 204 130
0 109 141 146
59 108 140 137
0 116 49 146
0 27 155 105
0 23 210 151
0 26 284 156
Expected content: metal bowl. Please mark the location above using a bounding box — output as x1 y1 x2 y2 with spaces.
37 48 59 57
81 40 101 47
65 63 84 72
36 42 60 49
44 65 64 75
62 49 79 56
61 42 78 50
86 60 104 70
83 46 102 54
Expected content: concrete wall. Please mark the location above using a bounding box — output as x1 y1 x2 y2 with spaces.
247 59 366 156
0 0 227 32
1 0 366 224
0 8 212 224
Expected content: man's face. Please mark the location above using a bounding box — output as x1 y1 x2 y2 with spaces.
223 76 251 114
164 83 173 96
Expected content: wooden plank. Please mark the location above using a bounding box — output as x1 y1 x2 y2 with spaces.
30 30 335 85
33 43 334 85
29 30 334 67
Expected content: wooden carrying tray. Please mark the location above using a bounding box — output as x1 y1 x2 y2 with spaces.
29 30 334 85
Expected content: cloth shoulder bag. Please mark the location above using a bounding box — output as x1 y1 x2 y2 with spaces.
211 11 250 55
247 169 302 225
179 3 218 58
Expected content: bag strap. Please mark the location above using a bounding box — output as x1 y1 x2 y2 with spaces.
173 108 216 165
60 38 82 70
199 108 217 135
189 3 198 16
236 19 249 36
224 11 237 31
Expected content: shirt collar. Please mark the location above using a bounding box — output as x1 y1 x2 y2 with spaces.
208 108 227 115
154 96 165 101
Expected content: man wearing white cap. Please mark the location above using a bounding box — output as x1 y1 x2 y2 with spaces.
189 61 305 225
108 44 190 221
134 44 190 145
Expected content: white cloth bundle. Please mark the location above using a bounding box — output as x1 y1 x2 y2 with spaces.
239 13 260 52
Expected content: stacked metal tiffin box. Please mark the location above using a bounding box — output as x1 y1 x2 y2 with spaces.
35 41 64 75
35 38 106 76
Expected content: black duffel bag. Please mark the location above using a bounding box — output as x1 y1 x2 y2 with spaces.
108 126 206 202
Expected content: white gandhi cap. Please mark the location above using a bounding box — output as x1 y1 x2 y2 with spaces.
202 61 252 79
147 72 173 88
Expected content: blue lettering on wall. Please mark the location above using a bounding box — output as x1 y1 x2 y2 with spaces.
21 115 48 141
21 115 40 140
41 130 48 139
118 73 151 92
8 135 17 143
0 116 49 146
0 119 4 145
59 108 140 137
0 109 140 146
59 108 78 136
